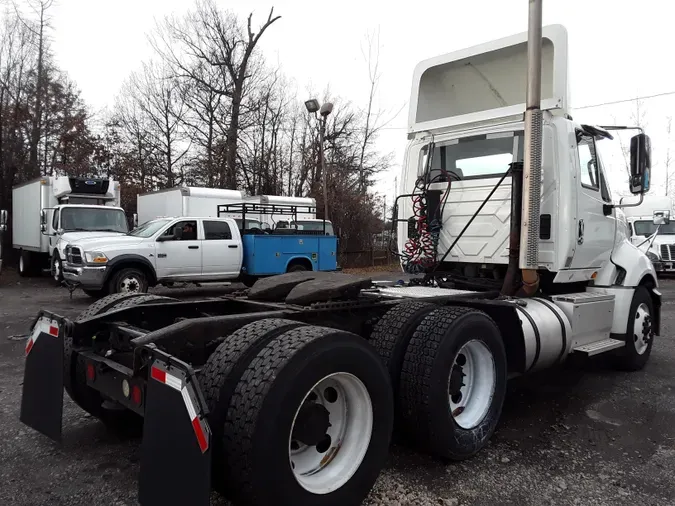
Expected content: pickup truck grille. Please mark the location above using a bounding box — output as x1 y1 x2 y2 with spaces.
660 244 675 261
66 246 83 265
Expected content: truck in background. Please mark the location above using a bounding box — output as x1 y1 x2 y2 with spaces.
138 187 335 234
62 203 338 296
8 176 127 282
623 195 675 273
135 187 245 227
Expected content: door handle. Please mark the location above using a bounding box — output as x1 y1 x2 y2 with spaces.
188 245 199 250
228 245 238 249
578 219 584 245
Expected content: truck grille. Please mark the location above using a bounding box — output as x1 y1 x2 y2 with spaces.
66 246 83 265
660 244 675 261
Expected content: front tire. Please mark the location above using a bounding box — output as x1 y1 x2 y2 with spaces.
51 253 63 284
109 267 149 294
613 286 655 371
224 326 394 506
399 306 507 460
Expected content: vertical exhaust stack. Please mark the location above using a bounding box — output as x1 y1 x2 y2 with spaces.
519 0 543 296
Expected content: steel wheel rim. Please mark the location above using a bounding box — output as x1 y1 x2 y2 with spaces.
119 276 141 293
289 372 373 494
633 302 651 355
448 340 496 429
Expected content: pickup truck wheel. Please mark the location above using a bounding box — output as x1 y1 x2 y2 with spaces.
201 318 307 494
287 263 309 273
224 326 393 506
109 267 149 294
51 254 63 284
399 306 507 461
612 286 655 371
66 294 178 432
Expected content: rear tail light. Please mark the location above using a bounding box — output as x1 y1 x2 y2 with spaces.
132 385 142 405
86 363 96 382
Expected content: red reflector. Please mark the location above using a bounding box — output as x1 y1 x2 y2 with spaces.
25 339 34 356
150 366 166 384
86 363 96 381
191 417 209 453
132 385 142 405
48 325 58 336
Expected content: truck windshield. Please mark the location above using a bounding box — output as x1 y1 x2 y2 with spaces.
421 131 524 181
128 218 172 238
61 207 128 233
634 220 675 236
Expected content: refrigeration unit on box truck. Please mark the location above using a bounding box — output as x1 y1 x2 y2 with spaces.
136 187 245 227
7 176 127 281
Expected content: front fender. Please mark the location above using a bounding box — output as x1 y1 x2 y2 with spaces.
104 254 158 285
595 239 657 288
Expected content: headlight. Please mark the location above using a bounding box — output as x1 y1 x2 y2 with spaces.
84 251 108 264
646 251 660 262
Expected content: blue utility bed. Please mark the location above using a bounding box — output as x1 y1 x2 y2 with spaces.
241 234 338 276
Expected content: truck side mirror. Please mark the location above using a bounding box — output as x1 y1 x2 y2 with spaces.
629 133 651 194
133 213 138 228
653 210 670 226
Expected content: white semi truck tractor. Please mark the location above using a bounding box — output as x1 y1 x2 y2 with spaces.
8 176 127 281
17 7 662 506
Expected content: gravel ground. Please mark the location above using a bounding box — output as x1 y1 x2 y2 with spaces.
0 269 674 506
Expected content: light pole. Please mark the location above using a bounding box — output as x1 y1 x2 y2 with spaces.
305 99 333 222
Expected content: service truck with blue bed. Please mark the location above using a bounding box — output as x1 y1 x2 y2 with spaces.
62 202 338 296
19 11 663 506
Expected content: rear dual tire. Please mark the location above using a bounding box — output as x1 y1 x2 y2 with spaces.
202 321 393 506
371 303 507 460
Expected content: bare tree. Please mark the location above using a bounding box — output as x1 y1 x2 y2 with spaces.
151 0 280 188
14 0 54 177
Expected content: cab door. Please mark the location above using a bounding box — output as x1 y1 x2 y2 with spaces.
570 130 615 269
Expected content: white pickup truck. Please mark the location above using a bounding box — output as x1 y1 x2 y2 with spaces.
62 215 338 296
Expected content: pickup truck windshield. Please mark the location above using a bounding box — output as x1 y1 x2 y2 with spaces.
61 207 128 233
634 220 675 236
129 218 172 238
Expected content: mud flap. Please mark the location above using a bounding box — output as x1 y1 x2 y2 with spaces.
139 349 212 506
19 314 64 442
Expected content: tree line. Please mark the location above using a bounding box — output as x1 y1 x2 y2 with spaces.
0 0 393 253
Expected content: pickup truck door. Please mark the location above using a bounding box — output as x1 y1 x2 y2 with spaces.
154 219 202 279
201 219 242 278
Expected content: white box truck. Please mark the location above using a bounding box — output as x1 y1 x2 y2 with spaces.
136 187 245 226
9 176 127 281
623 195 675 272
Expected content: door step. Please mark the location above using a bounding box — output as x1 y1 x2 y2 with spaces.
572 338 625 356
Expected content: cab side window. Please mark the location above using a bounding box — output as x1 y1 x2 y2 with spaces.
160 220 198 241
576 131 599 191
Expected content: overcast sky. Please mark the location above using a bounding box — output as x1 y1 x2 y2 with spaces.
38 0 675 204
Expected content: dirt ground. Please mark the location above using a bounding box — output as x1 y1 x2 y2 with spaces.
1 268 674 506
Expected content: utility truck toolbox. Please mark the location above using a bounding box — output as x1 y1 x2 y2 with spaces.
18 17 663 506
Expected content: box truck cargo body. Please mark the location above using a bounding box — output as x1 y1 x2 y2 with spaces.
136 187 245 225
